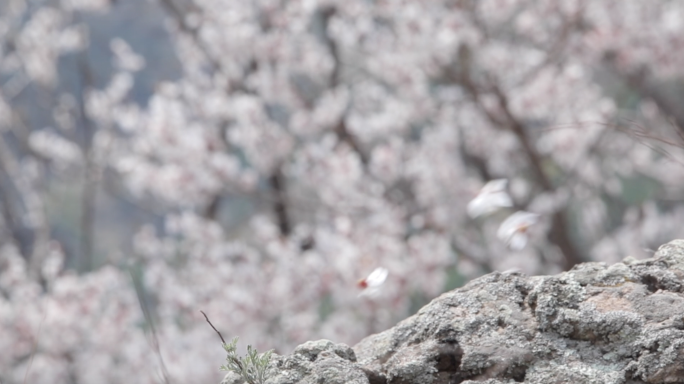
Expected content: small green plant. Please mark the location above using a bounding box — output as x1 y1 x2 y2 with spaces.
220 337 273 384
201 311 273 384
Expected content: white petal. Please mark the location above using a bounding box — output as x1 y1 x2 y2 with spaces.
366 267 388 287
497 211 539 249
481 179 509 194
467 196 490 218
498 211 539 233
489 192 513 208
467 180 513 218
507 232 529 250
358 286 383 298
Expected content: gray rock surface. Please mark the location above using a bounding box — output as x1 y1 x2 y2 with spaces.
225 239 684 384
265 340 369 384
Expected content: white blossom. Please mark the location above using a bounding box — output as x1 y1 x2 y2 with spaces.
358 267 389 297
497 211 540 250
467 179 514 218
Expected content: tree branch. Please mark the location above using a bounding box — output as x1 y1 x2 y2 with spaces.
319 6 369 165
268 167 290 237
450 59 584 270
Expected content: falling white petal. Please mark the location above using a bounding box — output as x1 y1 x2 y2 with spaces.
365 267 388 287
508 232 529 251
481 179 509 194
497 211 539 250
467 179 513 218
358 267 389 297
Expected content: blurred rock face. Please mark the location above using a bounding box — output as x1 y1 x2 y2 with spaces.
261 239 684 384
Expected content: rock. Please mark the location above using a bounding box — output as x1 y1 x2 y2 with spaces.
250 239 684 384
221 371 246 384
265 339 369 384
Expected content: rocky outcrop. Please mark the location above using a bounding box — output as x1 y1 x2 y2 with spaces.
227 239 684 384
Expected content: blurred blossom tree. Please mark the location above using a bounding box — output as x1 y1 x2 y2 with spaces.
2 0 684 382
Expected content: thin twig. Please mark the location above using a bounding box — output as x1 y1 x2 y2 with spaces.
200 310 226 345
539 119 684 168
